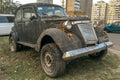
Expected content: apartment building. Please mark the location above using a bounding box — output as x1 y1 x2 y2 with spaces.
80 0 93 18
62 0 80 14
62 0 92 18
91 0 107 24
107 0 120 23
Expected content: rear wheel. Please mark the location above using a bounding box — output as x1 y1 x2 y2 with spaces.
9 37 19 52
89 49 108 60
40 43 66 78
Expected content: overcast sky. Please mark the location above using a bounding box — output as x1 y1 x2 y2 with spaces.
14 0 110 5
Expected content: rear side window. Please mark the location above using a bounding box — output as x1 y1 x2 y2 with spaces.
0 16 8 23
0 16 14 23
15 9 22 21
7 16 14 22
23 7 36 19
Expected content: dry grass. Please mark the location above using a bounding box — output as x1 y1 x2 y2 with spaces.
0 37 120 80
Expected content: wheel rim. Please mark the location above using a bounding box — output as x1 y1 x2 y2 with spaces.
42 51 56 73
45 52 53 67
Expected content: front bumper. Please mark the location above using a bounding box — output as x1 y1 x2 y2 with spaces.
62 41 113 61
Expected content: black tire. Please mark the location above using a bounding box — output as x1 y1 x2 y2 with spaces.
106 30 111 33
40 43 66 78
89 49 108 60
9 37 19 52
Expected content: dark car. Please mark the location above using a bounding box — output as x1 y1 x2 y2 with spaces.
104 22 120 32
9 3 113 77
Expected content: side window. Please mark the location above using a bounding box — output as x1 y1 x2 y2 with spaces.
112 23 117 27
15 9 21 21
114 22 119 26
7 16 14 23
116 22 120 27
0 16 8 23
119 23 120 26
23 7 36 19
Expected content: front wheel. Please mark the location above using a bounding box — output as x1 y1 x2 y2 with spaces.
89 49 108 60
40 43 66 78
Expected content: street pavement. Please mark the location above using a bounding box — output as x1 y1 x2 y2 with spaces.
107 33 120 51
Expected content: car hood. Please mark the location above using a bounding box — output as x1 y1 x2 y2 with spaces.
41 16 90 21
41 17 91 29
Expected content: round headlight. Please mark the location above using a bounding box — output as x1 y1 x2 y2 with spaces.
93 24 97 27
64 21 72 30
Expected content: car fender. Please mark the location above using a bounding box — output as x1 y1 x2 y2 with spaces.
9 27 19 43
36 28 82 53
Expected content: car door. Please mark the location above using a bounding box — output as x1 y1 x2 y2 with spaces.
109 23 117 32
22 6 40 44
113 22 119 32
118 22 120 31
14 9 24 41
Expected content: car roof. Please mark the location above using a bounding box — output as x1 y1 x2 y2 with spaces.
20 3 62 7
15 3 63 15
0 14 14 16
16 3 63 12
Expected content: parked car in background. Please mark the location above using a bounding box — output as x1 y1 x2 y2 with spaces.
104 21 120 32
0 14 14 36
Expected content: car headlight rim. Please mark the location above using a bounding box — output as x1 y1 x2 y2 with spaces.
65 21 72 30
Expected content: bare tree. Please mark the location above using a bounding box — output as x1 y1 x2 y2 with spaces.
0 0 21 14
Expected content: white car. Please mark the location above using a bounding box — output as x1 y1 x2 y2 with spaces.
0 14 14 36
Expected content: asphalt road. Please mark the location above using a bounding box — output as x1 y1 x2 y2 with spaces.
107 33 120 51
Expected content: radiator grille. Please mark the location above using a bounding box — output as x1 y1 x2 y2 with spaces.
77 23 98 44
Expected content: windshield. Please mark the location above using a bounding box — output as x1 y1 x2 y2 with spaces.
37 6 67 17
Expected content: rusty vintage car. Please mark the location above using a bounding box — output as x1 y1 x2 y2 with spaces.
9 3 113 77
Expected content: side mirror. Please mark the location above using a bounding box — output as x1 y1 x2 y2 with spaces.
30 16 37 20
